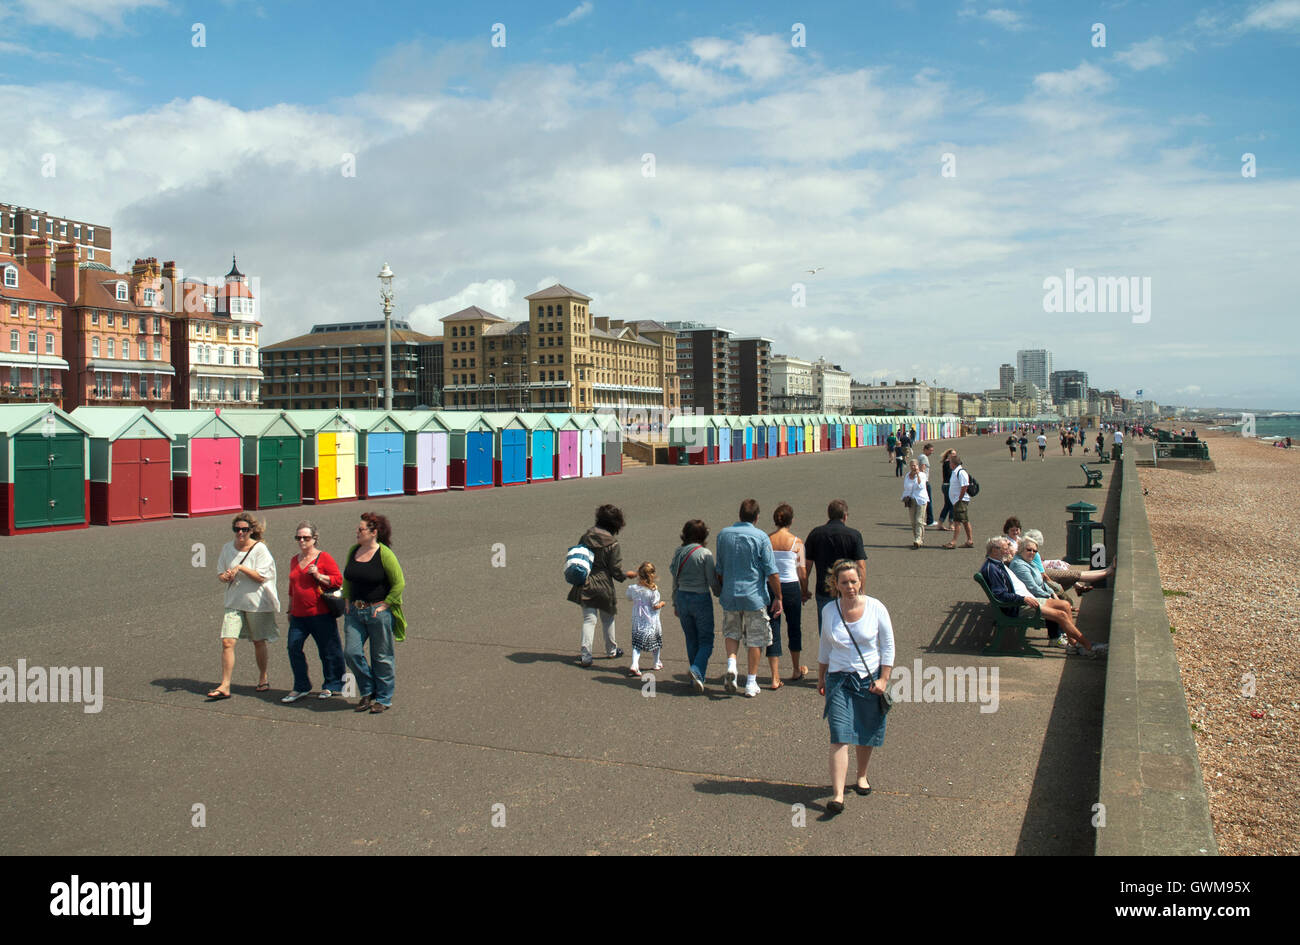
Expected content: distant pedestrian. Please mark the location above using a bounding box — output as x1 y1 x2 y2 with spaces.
626 562 666 678
902 459 929 548
715 499 783 698
818 559 894 815
669 519 720 692
768 503 809 686
1113 428 1124 461
920 443 937 525
804 499 868 630
1066 432 1075 456
208 512 279 700
282 520 346 703
1006 434 1017 460
1018 433 1029 461
1037 433 1047 460
895 435 907 476
570 504 636 666
942 453 974 548
886 431 897 463
343 512 406 713
936 449 956 528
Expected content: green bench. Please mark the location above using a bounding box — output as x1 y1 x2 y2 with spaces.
973 573 1046 657
1081 463 1103 487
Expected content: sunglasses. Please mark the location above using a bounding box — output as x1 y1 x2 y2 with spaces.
294 535 314 542
232 526 251 533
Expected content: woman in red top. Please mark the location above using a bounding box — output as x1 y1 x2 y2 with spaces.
282 520 346 703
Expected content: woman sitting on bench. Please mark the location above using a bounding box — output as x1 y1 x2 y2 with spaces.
1023 528 1115 596
1002 538 1107 658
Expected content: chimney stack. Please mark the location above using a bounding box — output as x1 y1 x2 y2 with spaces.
26 238 51 289
54 241 80 304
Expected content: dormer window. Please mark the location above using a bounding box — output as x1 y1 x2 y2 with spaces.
2 266 16 288
143 288 155 306
115 282 127 301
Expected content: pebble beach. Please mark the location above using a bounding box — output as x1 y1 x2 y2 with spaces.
1137 431 1299 855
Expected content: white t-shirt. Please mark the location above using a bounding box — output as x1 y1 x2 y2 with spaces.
818 596 895 677
1114 431 1124 444
218 540 280 612
948 466 971 504
1037 435 1047 448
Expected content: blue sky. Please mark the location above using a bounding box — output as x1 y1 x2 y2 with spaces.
2 0 1298 408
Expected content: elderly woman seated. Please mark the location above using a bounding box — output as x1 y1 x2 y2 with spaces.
1002 536 1107 657
1021 528 1114 596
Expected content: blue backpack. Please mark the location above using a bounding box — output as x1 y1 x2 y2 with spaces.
564 543 595 585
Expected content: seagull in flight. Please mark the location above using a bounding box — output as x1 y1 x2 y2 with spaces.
805 267 823 275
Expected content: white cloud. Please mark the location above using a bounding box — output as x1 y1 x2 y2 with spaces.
407 280 519 336
958 4 1029 31
1115 38 1171 70
0 0 167 39
555 2 594 27
1238 0 1300 31
1032 61 1114 96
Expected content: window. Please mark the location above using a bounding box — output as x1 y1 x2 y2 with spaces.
91 310 99 325
47 305 54 320
31 218 38 232
59 221 67 236
88 227 94 242
9 330 17 351
115 283 127 302
243 348 251 365
107 338 115 358
88 248 95 260
121 340 130 360
143 289 154 307
139 341 146 360
107 312 114 327
28 331 37 353
92 337 100 357
2 266 16 288
46 333 54 354
46 221 53 234
8 301 16 316
217 347 225 365
139 375 147 398
74 225 81 239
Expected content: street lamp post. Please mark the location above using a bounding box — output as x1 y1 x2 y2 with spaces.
289 372 299 410
378 263 394 411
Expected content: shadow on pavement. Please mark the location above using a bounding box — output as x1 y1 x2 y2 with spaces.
694 777 829 811
925 601 1006 655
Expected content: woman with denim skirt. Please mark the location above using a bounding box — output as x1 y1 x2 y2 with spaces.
342 512 406 714
817 559 894 816
669 519 720 693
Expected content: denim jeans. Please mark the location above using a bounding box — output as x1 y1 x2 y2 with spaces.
344 604 395 706
768 581 803 657
287 612 346 693
674 591 715 680
815 593 834 632
580 607 618 660
938 488 954 525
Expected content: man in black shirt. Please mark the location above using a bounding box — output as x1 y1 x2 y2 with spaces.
803 499 868 631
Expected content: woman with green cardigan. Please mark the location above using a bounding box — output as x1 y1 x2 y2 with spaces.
342 512 406 713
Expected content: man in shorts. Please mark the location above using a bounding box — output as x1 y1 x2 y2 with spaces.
715 498 784 698
1037 432 1047 460
944 453 974 548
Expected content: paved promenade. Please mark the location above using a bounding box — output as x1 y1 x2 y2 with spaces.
0 435 1117 855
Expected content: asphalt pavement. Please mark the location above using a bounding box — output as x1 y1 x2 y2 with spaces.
0 433 1117 854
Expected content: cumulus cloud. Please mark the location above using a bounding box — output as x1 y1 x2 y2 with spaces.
1238 0 1300 31
1114 38 1172 70
555 2 594 27
1032 61 1114 96
0 0 167 39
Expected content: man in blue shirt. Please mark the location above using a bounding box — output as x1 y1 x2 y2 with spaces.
715 498 784 698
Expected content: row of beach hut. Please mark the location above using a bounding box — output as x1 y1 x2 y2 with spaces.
0 404 966 535
0 405 625 534
665 414 961 463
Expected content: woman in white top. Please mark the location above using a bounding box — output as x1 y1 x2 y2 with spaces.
902 459 929 548
818 560 894 815
768 503 809 687
208 511 280 700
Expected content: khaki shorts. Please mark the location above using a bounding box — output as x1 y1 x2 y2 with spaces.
952 501 970 523
220 609 280 643
722 609 772 649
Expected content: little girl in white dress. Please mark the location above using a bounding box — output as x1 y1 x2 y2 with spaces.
626 562 666 677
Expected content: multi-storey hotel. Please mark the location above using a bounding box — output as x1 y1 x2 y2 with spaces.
0 203 112 269
169 257 265 407
439 284 678 414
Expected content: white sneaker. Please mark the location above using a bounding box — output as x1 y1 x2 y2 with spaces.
723 666 739 693
1049 635 1069 648
744 680 761 698
281 690 310 703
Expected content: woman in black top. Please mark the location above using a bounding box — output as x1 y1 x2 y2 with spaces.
936 449 956 528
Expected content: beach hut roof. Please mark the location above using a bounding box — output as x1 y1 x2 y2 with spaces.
0 403 92 437
278 408 357 434
388 409 451 433
219 410 306 438
70 406 174 441
337 409 415 433
514 413 555 431
152 410 243 439
440 411 491 433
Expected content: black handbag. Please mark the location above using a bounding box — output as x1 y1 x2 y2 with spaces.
835 599 893 714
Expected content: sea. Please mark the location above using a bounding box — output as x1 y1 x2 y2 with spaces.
1210 415 1300 441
